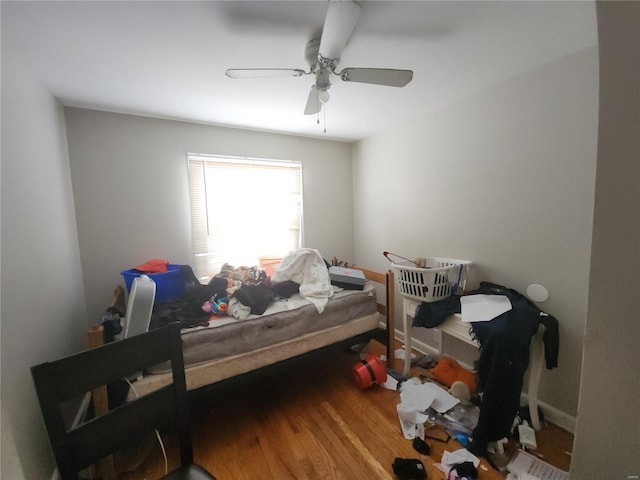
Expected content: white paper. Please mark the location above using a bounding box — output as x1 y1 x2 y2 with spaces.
381 375 398 390
400 378 437 411
421 382 460 413
507 450 569 480
460 294 512 322
396 403 428 439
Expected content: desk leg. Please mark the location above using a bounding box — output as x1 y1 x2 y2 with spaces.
403 299 412 377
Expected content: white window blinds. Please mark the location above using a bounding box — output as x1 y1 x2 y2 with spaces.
187 154 303 282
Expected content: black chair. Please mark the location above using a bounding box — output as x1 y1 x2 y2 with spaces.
31 322 215 480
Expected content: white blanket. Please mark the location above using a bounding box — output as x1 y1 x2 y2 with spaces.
272 248 333 313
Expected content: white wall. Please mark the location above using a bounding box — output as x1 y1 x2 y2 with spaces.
1 45 88 480
4 5 635 477
352 47 599 424
64 109 354 322
571 2 640 478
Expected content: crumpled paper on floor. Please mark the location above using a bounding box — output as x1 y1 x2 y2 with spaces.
396 377 459 439
397 403 429 439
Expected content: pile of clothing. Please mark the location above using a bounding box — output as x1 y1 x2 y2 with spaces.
412 281 559 456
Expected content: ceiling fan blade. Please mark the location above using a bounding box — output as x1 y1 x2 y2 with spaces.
304 86 322 115
338 68 414 87
225 68 307 79
318 0 362 61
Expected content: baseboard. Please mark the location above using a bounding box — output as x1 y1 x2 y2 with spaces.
520 395 577 433
394 329 577 434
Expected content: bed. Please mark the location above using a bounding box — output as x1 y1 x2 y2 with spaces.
122 251 395 398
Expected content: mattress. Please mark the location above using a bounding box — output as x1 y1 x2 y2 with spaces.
149 285 379 373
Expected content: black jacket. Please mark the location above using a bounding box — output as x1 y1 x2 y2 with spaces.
412 281 560 454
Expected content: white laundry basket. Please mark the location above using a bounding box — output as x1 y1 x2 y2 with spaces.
390 257 472 302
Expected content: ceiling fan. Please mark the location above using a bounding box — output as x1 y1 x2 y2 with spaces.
225 0 414 116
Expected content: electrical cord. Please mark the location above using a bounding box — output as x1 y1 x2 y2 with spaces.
123 377 169 476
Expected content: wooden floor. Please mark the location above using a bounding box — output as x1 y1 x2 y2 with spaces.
119 340 574 480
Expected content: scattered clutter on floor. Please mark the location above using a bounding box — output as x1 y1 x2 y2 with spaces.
412 437 431 456
377 251 568 479
434 449 480 478
355 346 567 480
411 352 438 370
349 343 565 470
392 457 427 480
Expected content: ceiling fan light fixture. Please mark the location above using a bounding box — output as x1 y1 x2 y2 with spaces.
318 90 330 104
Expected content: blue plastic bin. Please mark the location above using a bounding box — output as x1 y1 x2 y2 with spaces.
120 264 186 303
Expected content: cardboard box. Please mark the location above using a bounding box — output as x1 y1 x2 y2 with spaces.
329 266 366 290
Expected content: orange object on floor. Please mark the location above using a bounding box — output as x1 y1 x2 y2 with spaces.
133 259 170 273
430 356 477 393
353 354 388 389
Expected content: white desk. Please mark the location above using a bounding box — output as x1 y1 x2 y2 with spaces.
402 297 545 430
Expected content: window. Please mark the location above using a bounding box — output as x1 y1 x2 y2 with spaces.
187 154 303 282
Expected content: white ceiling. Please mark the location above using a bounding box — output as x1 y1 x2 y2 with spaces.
2 1 597 142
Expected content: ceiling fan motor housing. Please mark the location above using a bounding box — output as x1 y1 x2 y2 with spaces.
305 39 321 70
315 67 331 92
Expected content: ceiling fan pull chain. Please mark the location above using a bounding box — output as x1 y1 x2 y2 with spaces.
323 106 327 134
